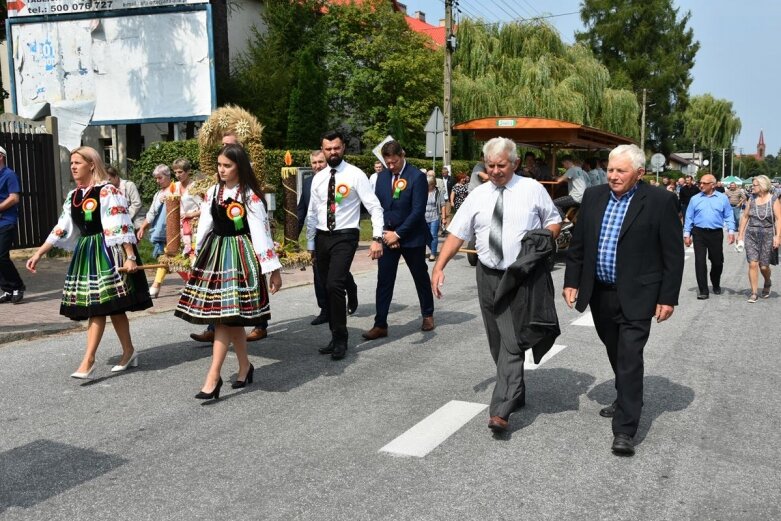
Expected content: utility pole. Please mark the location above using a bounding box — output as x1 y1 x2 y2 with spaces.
443 0 453 167
730 146 734 177
640 88 647 152
721 148 725 180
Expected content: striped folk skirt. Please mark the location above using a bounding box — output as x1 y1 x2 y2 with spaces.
61 234 152 320
175 232 270 326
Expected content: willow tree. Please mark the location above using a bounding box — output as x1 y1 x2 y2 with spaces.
682 94 741 152
453 20 639 139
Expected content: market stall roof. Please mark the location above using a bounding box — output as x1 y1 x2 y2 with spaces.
453 116 635 150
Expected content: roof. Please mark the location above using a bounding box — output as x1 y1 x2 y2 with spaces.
453 116 635 150
759 129 765 146
668 153 695 166
325 0 446 46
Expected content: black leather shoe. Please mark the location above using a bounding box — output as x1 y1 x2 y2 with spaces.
347 288 358 315
331 340 348 360
311 313 329 325
712 287 722 295
611 433 635 455
697 293 709 300
318 341 335 354
600 401 617 418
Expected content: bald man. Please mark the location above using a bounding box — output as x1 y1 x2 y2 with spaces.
683 174 735 299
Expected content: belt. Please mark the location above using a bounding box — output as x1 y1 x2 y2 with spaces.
316 228 359 236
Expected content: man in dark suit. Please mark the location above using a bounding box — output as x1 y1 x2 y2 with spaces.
563 144 684 456
297 150 358 325
363 140 434 339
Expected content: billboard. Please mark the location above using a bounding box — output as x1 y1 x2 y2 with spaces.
6 0 208 18
8 8 215 127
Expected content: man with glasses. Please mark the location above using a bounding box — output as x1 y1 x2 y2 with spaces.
684 174 735 299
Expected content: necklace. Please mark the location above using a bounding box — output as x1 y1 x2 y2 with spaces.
71 185 93 207
754 196 771 221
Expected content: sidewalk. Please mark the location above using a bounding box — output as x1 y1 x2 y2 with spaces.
1 244 379 345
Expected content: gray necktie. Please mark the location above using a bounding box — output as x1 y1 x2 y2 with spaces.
489 186 505 265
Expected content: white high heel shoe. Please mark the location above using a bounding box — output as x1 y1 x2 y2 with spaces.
111 353 139 372
149 286 160 298
71 365 96 380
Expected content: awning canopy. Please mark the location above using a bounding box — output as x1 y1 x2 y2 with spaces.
453 116 635 150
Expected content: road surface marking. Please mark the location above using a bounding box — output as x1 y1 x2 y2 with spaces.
380 400 487 457
525 344 566 370
571 312 594 327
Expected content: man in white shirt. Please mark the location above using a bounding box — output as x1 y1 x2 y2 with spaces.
369 160 383 191
553 155 588 219
431 137 561 434
306 130 385 360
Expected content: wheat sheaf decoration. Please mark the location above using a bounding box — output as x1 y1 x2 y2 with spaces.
193 105 268 199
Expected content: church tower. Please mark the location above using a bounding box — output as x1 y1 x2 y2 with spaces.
757 130 766 160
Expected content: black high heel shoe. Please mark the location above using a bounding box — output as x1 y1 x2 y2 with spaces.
195 377 223 400
232 364 254 389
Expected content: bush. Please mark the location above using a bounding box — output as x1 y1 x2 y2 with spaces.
133 141 477 207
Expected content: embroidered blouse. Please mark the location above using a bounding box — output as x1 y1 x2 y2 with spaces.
196 184 281 274
46 183 137 251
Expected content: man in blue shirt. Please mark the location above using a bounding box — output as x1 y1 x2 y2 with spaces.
684 173 735 299
0 146 25 304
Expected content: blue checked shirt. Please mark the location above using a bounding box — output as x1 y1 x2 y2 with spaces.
596 185 639 285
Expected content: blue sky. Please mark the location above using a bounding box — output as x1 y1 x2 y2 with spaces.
406 0 780 156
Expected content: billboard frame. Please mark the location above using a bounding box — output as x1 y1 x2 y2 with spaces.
5 3 217 126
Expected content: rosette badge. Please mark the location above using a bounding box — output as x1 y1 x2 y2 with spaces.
393 178 407 199
226 202 246 231
82 198 98 222
335 184 351 204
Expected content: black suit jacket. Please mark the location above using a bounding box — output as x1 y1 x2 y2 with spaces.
375 163 430 248
564 182 684 320
296 175 313 237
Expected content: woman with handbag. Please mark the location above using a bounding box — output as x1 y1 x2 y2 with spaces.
737 175 781 303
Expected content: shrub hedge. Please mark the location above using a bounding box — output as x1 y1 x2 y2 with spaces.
129 139 476 205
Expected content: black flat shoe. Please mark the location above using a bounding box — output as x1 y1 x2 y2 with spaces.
195 377 223 400
611 433 635 456
600 401 617 418
232 364 254 389
347 289 358 315
331 341 348 360
311 313 329 325
319 341 335 354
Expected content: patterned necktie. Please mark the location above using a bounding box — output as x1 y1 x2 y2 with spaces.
489 186 505 265
327 168 337 231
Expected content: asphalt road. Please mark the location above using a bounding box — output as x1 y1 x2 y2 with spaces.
1 243 779 520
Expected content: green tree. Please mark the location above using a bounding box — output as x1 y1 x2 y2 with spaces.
682 94 741 176
226 0 325 148
452 19 639 138
286 45 328 149
322 0 443 155
577 0 700 155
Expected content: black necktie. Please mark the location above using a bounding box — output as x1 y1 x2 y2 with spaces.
327 168 337 231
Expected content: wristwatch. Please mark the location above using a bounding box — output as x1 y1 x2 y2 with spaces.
127 254 137 261
372 236 383 243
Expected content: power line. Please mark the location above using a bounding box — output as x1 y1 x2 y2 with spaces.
495 0 528 20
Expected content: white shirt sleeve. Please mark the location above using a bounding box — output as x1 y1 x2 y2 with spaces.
45 190 81 251
194 186 216 254
246 190 282 274
353 169 384 238
100 184 137 247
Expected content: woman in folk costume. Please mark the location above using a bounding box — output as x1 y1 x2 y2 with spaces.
26 146 152 379
175 144 282 400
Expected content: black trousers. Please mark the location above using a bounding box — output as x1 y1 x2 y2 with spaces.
589 285 651 436
476 262 526 419
316 229 359 341
373 244 433 328
0 224 25 293
313 261 355 317
692 226 724 294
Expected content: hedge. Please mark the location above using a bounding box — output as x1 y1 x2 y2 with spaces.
129 139 477 206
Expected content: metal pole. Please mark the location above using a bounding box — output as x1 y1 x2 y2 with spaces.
721 148 725 179
443 0 453 166
640 88 647 152
730 146 734 177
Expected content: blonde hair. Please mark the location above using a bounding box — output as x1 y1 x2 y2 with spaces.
753 174 772 194
71 146 109 184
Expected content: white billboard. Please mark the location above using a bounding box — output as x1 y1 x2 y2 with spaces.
8 8 215 127
6 0 208 18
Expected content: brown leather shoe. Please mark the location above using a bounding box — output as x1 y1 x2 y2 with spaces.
190 329 215 343
421 316 435 331
246 328 267 342
362 326 388 340
488 416 509 433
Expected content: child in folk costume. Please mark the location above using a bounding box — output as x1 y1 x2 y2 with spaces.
26 146 152 379
175 144 282 400
171 157 203 257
